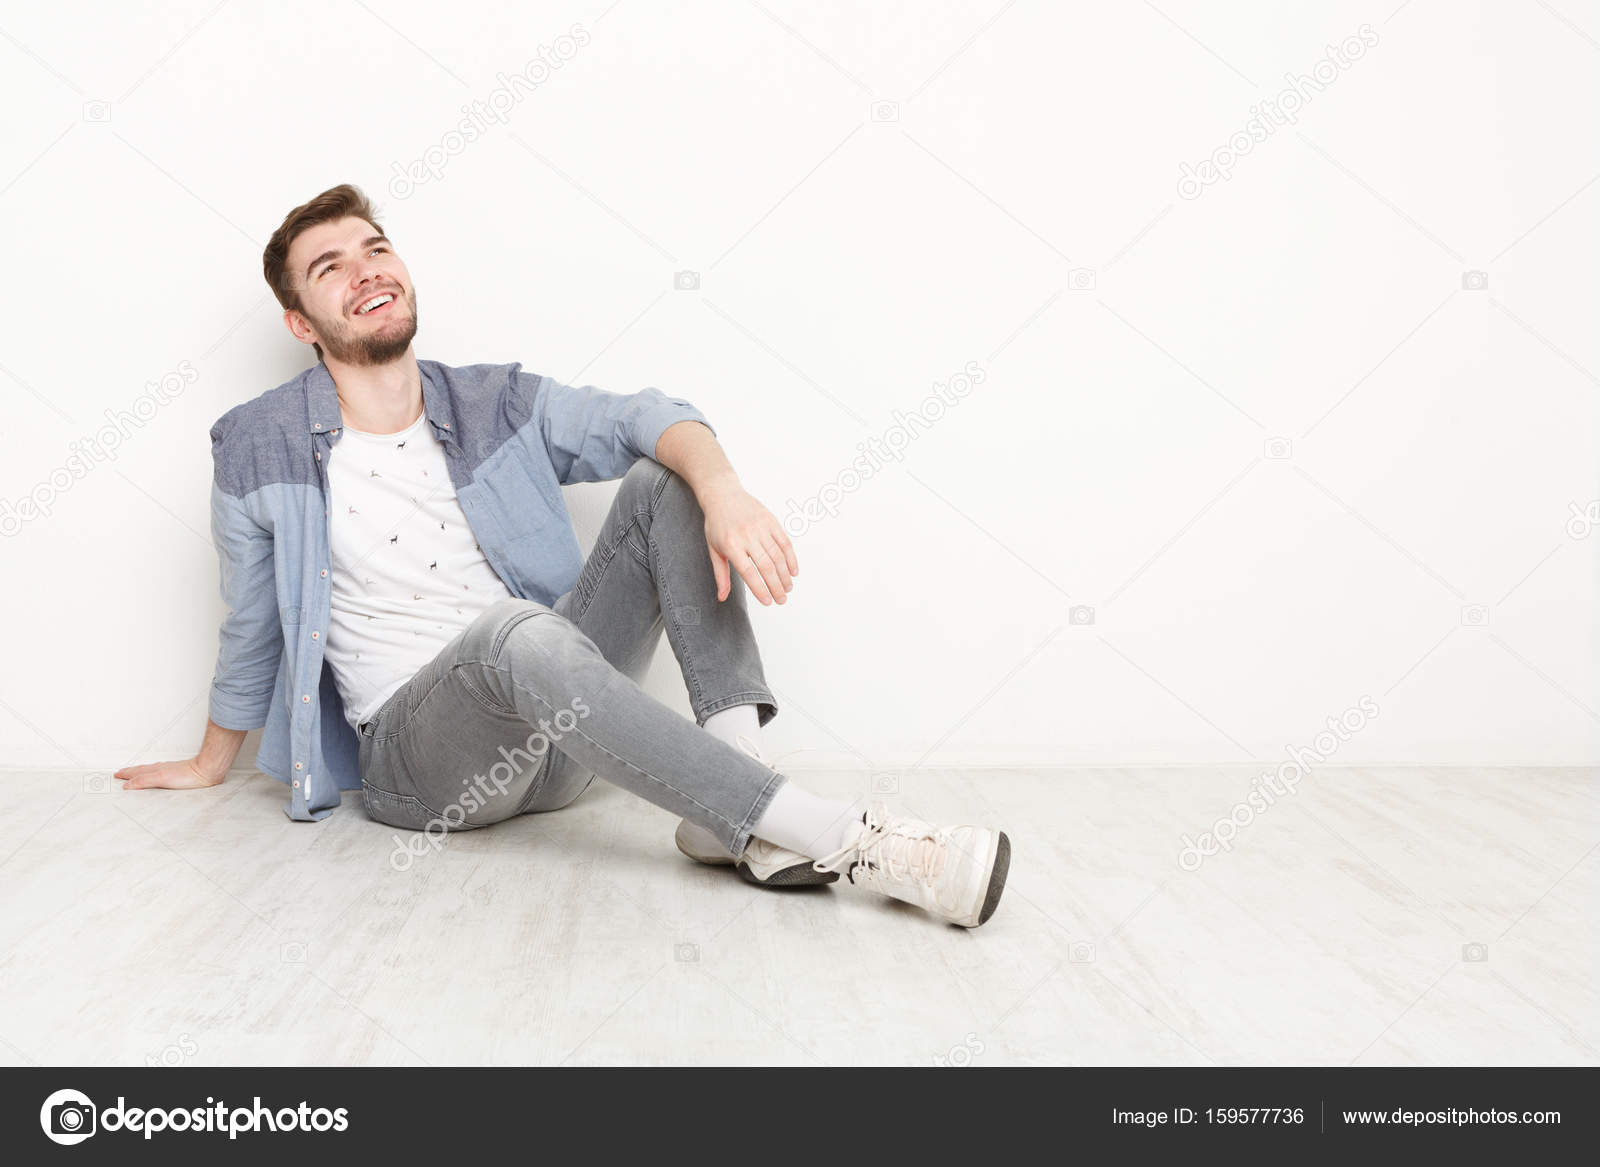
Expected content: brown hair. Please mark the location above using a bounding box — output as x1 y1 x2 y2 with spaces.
263 184 384 361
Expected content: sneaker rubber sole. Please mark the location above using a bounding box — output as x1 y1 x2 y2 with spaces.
735 859 839 888
975 831 1011 927
674 824 837 887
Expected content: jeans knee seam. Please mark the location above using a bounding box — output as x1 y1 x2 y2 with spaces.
454 661 516 717
489 605 551 665
625 510 653 567
570 509 655 621
649 532 708 712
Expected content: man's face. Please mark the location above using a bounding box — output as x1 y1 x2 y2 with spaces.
284 216 418 365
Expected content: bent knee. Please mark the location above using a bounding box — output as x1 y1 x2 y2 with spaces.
460 597 559 663
620 456 696 518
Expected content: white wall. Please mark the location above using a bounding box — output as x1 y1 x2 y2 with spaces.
1 0 1595 776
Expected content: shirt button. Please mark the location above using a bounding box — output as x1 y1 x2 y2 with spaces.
302 695 310 702
314 422 322 429
311 631 319 640
294 761 303 770
293 780 300 788
320 570 328 577
315 452 321 461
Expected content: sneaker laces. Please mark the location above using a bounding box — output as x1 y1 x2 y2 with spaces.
812 801 954 904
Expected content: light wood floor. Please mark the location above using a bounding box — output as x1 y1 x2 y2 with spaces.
0 765 1593 1066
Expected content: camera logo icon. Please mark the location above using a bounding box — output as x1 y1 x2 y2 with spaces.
1263 437 1292 460
674 942 700 963
1068 941 1096 963
1067 267 1097 291
870 101 899 122
1461 942 1488 962
1566 500 1600 540
673 270 700 291
40 1089 97 1145
1068 605 1095 626
1460 604 1489 627
82 101 111 123
871 772 900 795
1461 270 1488 291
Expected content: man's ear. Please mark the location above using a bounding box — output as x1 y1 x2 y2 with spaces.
284 308 317 347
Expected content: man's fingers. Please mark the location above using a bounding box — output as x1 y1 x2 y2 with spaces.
710 549 731 601
758 536 793 596
748 547 787 604
776 530 798 577
762 520 798 577
736 555 776 605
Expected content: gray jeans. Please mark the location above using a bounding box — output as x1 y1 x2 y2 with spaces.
356 457 784 857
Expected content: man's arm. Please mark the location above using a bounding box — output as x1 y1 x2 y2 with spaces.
118 470 282 791
654 419 798 607
115 719 243 789
524 369 709 486
520 368 798 604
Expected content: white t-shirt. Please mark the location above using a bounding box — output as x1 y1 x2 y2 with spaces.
324 409 514 732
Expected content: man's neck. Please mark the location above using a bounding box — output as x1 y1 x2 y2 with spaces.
327 348 424 435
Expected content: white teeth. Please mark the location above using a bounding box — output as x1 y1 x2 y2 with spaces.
356 294 394 315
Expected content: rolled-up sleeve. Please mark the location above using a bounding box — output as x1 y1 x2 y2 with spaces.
207 479 283 730
515 369 715 485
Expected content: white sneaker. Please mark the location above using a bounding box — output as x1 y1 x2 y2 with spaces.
674 735 839 888
810 801 1011 928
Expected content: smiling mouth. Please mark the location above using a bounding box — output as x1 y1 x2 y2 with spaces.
353 292 398 318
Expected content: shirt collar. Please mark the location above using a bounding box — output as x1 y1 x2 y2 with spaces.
304 359 456 440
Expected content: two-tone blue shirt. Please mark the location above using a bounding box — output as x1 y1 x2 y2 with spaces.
206 358 712 821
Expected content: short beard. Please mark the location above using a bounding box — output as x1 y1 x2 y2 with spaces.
310 288 420 366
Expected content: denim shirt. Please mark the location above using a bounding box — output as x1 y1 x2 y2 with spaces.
206 358 713 822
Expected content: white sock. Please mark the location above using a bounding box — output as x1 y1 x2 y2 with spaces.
698 703 858 859
751 781 860 860
702 704 761 749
